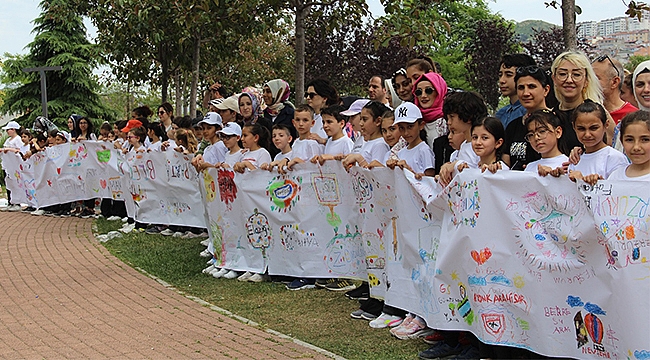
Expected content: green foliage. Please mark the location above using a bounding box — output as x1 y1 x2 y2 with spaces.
0 0 115 128
625 55 650 73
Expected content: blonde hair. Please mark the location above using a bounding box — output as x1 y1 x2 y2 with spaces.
551 51 603 106
175 128 198 153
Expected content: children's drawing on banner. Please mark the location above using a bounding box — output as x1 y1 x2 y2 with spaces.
246 208 272 258
57 175 85 195
108 176 123 200
566 295 614 358
217 169 237 209
95 147 111 164
68 143 88 167
267 176 302 212
351 170 373 205
209 219 225 266
445 179 480 227
324 225 363 276
203 171 217 202
476 306 531 348
85 168 101 194
159 199 191 215
507 189 588 273
279 224 318 250
312 173 342 227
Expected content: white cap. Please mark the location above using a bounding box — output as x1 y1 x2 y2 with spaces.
2 121 21 130
209 98 224 108
219 122 242 137
215 96 241 114
198 112 223 127
393 102 422 125
341 99 370 116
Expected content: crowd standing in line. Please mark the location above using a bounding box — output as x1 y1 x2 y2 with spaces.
2 51 649 360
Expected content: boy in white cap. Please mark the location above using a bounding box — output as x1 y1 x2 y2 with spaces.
219 122 244 168
194 112 227 171
341 99 370 153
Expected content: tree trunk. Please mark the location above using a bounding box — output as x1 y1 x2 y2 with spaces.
174 72 182 117
189 33 201 118
294 1 310 105
160 44 170 102
562 0 577 50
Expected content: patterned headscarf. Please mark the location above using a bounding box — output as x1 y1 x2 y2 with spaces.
264 79 293 117
239 87 265 124
412 72 448 123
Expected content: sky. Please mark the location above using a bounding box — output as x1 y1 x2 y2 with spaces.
0 0 636 57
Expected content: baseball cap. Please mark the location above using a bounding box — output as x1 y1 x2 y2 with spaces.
215 96 240 114
2 121 21 130
340 99 370 116
393 102 422 125
218 122 242 137
209 98 224 108
121 119 143 133
198 112 223 127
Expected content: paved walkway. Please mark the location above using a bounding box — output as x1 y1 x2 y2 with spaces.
0 212 333 359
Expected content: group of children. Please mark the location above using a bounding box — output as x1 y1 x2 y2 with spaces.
4 55 650 358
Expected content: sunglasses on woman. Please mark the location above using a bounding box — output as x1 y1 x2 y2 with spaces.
304 92 319 99
414 87 435 97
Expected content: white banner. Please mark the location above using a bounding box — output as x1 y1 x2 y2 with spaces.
5 147 650 358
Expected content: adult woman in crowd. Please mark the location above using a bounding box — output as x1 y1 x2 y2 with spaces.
262 79 296 138
304 78 339 141
392 68 414 103
502 65 552 171
240 88 273 152
75 116 97 141
158 102 174 133
550 51 603 151
67 114 81 139
633 60 650 111
412 72 448 148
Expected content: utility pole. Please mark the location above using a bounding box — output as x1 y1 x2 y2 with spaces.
22 66 62 119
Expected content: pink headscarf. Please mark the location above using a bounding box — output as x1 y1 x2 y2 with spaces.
413 72 447 123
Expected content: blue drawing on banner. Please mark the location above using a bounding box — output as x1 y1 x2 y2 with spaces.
445 179 480 227
324 225 363 276
468 274 513 287
409 223 442 317
635 350 650 360
351 171 373 204
566 295 611 354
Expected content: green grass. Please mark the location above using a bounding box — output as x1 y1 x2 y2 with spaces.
96 218 427 359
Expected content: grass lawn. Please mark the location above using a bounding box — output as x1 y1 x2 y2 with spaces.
96 218 428 360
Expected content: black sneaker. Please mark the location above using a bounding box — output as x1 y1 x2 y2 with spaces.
325 279 356 292
345 282 369 300
315 278 336 288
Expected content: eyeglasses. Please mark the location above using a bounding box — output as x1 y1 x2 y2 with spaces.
524 127 553 142
127 135 139 139
414 87 435 97
593 54 621 79
554 69 585 82
304 92 318 99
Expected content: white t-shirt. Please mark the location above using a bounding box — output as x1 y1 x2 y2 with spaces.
3 136 23 149
607 166 650 181
203 141 228 165
359 137 390 163
312 114 327 139
224 150 244 167
147 141 163 152
568 146 628 179
397 141 435 174
20 143 30 155
292 138 323 160
324 136 354 156
524 154 569 173
455 140 480 169
274 150 293 162
241 148 271 168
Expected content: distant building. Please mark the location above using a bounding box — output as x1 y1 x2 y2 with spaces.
578 21 598 38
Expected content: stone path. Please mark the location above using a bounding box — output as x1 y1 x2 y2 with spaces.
0 212 334 359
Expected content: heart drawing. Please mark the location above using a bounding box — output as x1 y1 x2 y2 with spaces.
471 247 492 265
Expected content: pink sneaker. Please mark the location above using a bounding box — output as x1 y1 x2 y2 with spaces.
391 316 434 340
389 313 413 336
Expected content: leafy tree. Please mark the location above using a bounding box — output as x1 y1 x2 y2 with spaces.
0 0 114 126
522 27 596 69
625 55 650 72
465 17 519 110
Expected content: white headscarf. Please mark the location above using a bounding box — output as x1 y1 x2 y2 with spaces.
633 60 650 111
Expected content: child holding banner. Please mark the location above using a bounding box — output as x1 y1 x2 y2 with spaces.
310 105 354 165
233 123 271 174
342 101 391 169
219 122 244 168
606 110 650 180
523 110 568 177
284 104 324 172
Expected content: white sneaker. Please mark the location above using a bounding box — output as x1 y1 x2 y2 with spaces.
7 204 21 212
223 270 240 279
121 217 128 222
202 265 216 274
160 229 174 236
120 223 136 233
199 249 212 258
172 231 184 237
211 268 228 278
200 239 210 247
248 273 268 283
31 209 45 216
237 271 253 281
106 216 121 221
369 313 402 329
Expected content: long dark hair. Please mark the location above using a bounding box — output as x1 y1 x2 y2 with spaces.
525 110 567 155
147 122 169 141
472 116 505 160
244 123 271 151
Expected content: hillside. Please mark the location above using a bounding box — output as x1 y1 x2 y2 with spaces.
515 20 559 42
